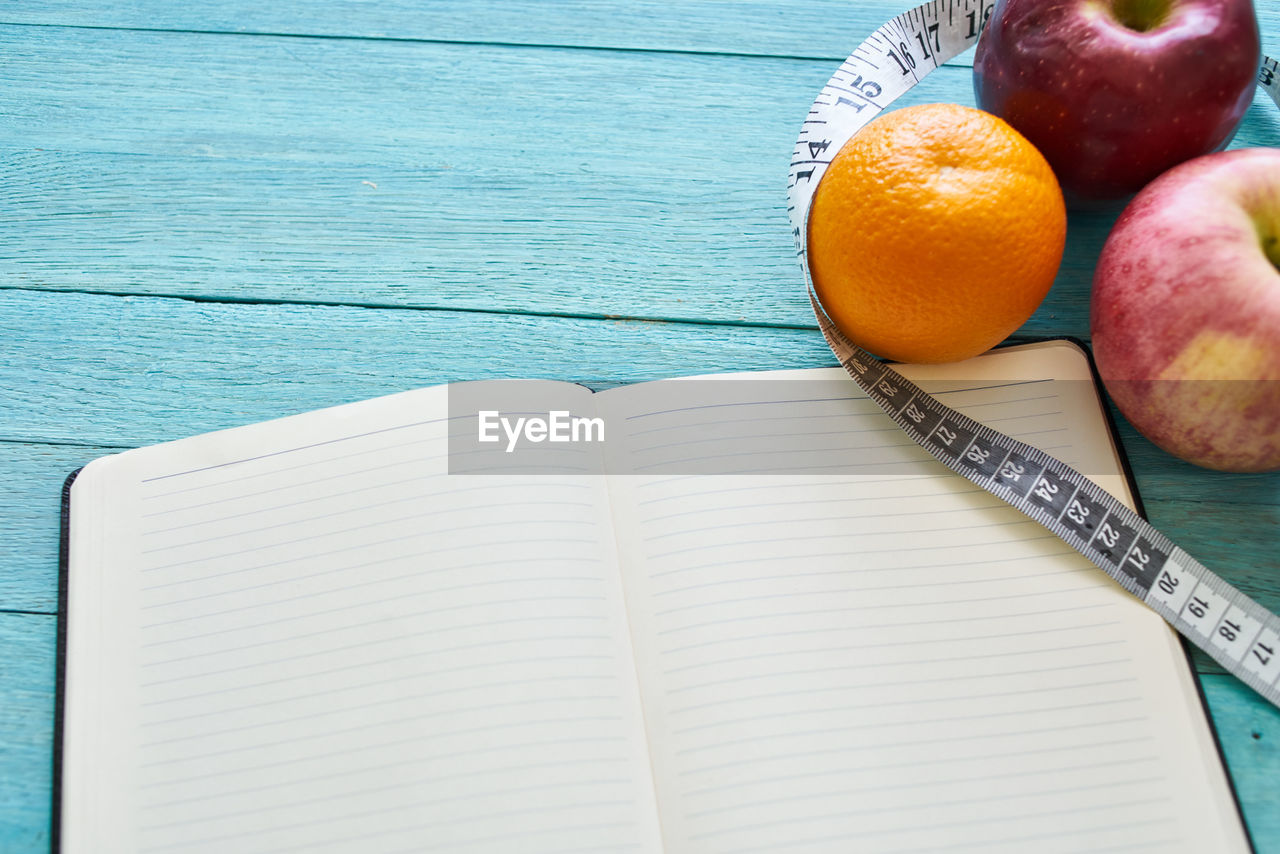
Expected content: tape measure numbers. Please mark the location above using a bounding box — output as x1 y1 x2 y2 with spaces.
789 0 1280 711
1262 55 1280 106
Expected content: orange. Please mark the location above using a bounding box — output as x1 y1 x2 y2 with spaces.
807 102 1066 364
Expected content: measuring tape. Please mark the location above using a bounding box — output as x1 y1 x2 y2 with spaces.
787 0 1280 712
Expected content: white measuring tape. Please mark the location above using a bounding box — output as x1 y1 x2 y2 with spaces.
788 0 1280 711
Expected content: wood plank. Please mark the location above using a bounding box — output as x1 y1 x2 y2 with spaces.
0 2 983 62
0 24 978 329
0 289 833 448
5 1 1280 65
0 444 114 615
1201 673 1280 851
3 26 1277 328
0 612 55 853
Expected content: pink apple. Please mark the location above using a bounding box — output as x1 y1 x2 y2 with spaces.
1091 148 1280 472
974 0 1260 203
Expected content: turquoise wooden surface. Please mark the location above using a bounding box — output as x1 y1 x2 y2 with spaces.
1 1 1278 850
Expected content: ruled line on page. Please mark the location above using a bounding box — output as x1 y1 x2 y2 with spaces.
626 411 898 439
139 536 598 596
142 688 621 754
143 471 436 533
677 716 1153 799
678 717 1152 798
140 585 605 666
139 629 614 716
140 733 630 790
657 600 1112 658
140 511 597 573
860 817 1172 854
640 499 1009 541
252 820 642 854
621 387 1058 435
143 473 588 520
139 436 444 502
683 770 1167 821
137 415 456 484
660 640 1131 701
142 506 593 555
145 792 636 849
630 439 1073 477
669 676 1140 756
140 775 634 831
141 667 620 728
653 556 1085 604
707 798 1172 847
145 485 590 542
140 532 596 588
141 454 440 518
619 381 1054 423
680 711 1162 793
140 713 627 770
141 647 614 709
653 580 1107 628
645 517 1037 560
665 660 1136 717
662 615 1117 679
637 484 989 524
670 676 1141 757
141 547 597 611
663 657 1132 721
139 590 607 651
634 473 937 502
142 577 602 642
144 795 645 854
646 532 1063 581
143 767 629 814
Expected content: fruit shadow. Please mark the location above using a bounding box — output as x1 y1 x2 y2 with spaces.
1023 202 1127 341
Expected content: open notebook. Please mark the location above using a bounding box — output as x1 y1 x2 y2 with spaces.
58 340 1250 853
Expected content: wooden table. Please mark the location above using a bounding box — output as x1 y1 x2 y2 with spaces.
2 2 1278 850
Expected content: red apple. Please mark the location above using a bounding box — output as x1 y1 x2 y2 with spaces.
973 0 1260 203
1091 148 1280 472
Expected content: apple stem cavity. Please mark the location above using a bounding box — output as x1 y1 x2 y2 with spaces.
1265 233 1280 274
1109 0 1173 32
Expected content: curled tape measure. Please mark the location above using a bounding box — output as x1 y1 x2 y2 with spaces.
788 0 1280 711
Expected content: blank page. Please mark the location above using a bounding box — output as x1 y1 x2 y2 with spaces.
596 343 1248 854
62 383 663 854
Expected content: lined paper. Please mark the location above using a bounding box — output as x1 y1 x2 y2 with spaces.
62 343 1248 853
597 347 1248 854
63 384 664 854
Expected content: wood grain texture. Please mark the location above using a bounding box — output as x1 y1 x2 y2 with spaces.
1202 673 1280 849
4 0 1279 63
0 444 113 614
2 1 1280 849
0 1 1002 62
0 289 835 448
0 613 55 853
2 26 1277 330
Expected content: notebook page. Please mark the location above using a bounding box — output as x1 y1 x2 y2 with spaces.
61 383 664 854
596 343 1248 854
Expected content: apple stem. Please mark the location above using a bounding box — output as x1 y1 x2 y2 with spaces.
1110 0 1172 31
